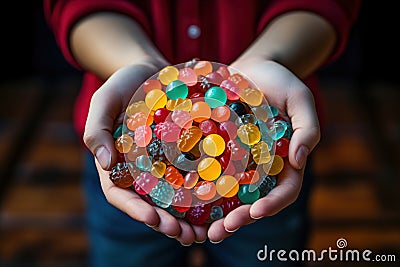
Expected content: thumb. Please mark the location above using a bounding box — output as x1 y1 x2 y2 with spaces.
83 64 159 170
83 87 121 171
286 84 321 170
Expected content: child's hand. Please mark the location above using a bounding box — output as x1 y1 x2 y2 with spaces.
208 60 321 243
83 64 208 245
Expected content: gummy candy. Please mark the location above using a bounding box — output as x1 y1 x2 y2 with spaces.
241 87 264 106
268 120 288 140
236 169 260 185
258 175 277 197
216 65 230 79
158 66 179 85
135 154 152 171
264 155 284 176
238 184 260 204
171 110 192 129
134 172 158 195
134 125 152 147
109 162 134 188
190 101 211 122
237 123 261 145
149 180 175 208
164 166 184 189
185 201 211 225
275 138 290 158
178 67 197 86
228 101 248 117
153 108 170 124
252 106 269 121
126 111 153 131
216 175 239 198
150 161 166 178
194 181 217 201
115 133 133 154
126 101 150 117
210 105 231 122
220 79 241 100
209 206 224 221
220 196 242 216
198 119 218 136
145 89 167 111
250 141 271 164
143 79 162 93
154 121 181 142
166 80 189 100
166 98 192 111
206 72 223 85
183 171 199 189
108 60 295 225
193 60 213 76
177 126 202 152
204 86 227 108
198 157 221 181
228 73 249 89
218 121 238 142
202 134 225 157
172 187 192 212
226 139 247 161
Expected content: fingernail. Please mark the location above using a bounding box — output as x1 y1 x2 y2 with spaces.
166 234 178 239
250 215 263 220
180 242 192 247
96 146 111 169
194 239 207 244
225 227 239 233
210 239 224 244
295 145 309 169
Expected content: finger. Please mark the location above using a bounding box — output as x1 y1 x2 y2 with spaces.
249 160 303 219
153 207 182 238
176 220 196 246
84 86 122 170
224 204 255 232
83 65 156 170
208 218 232 243
192 225 208 243
286 84 320 170
97 160 160 227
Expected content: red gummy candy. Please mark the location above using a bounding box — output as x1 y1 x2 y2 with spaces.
185 202 211 225
275 138 290 158
172 187 193 213
220 196 242 216
198 119 218 136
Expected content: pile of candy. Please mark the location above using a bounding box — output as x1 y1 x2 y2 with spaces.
110 60 293 225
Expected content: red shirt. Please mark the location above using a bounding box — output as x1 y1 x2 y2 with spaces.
44 0 360 137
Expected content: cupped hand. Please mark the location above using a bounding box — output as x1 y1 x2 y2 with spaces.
208 59 321 242
83 64 208 245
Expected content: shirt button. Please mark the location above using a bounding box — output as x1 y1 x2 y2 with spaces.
187 25 201 39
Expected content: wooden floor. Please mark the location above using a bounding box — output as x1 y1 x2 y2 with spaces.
0 75 399 267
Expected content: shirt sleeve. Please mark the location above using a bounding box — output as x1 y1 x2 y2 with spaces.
257 0 361 66
43 0 151 70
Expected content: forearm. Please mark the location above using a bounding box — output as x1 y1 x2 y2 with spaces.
70 12 168 80
233 11 336 79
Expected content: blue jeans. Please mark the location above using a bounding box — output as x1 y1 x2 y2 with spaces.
82 151 314 267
